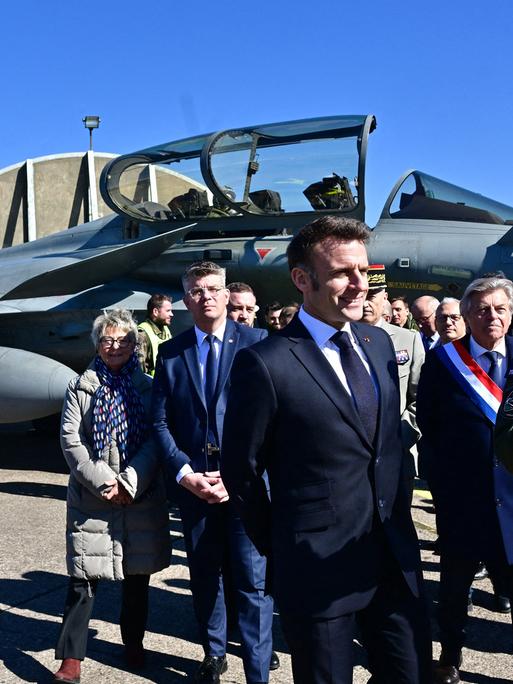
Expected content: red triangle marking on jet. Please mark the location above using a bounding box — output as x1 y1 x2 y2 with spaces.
256 248 273 261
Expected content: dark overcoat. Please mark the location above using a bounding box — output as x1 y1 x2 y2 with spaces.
417 334 513 564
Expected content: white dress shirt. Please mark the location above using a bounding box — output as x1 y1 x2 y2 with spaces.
298 307 378 399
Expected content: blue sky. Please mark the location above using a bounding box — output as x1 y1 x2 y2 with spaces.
2 0 512 226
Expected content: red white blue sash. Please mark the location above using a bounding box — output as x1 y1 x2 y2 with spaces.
436 339 503 424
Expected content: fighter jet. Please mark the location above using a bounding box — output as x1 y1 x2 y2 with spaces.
2 113 513 422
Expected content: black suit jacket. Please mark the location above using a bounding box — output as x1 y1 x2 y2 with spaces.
221 316 422 618
417 334 513 563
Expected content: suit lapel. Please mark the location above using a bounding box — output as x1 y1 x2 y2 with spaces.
214 319 239 400
286 319 372 449
182 328 205 406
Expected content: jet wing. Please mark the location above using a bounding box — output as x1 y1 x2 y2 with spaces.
0 223 196 300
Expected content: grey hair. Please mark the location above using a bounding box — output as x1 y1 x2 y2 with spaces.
436 297 461 316
411 296 440 313
438 297 460 307
460 277 513 316
181 261 226 292
91 308 138 347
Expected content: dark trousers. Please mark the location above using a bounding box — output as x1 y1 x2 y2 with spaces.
438 553 513 663
179 495 273 683
55 575 150 660
281 568 432 684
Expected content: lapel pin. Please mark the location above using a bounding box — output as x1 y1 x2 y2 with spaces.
228 338 234 343
363 336 370 343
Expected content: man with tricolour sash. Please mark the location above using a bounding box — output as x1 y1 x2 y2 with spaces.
417 276 513 684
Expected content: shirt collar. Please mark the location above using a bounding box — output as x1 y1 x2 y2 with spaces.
194 319 227 347
424 331 440 344
298 306 352 347
470 335 506 359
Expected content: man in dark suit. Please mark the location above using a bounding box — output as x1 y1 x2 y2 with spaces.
417 276 513 684
411 296 441 350
152 261 274 684
221 217 431 683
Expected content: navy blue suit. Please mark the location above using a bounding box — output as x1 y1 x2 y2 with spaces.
221 316 431 683
417 334 513 660
152 319 273 682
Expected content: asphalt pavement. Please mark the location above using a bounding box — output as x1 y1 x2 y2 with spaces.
0 424 512 683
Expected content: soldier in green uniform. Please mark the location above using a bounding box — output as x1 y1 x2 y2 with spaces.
137 294 172 376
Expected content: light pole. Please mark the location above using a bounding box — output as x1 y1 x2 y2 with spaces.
82 116 100 150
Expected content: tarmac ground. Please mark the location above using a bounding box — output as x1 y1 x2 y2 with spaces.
1 424 512 683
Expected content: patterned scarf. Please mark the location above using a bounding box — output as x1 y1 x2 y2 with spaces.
92 353 147 466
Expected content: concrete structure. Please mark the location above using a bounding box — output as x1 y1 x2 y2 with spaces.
0 152 117 246
0 152 209 247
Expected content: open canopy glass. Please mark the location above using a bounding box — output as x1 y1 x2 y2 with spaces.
100 115 376 232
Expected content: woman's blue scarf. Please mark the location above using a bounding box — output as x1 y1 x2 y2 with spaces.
92 353 147 466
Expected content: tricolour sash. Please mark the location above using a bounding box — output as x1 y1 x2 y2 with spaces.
436 339 503 424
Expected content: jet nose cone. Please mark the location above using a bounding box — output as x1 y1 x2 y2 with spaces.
0 348 76 423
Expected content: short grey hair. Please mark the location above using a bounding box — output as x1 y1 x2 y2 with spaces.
181 261 226 292
460 277 513 316
436 297 461 316
411 296 440 314
91 308 138 347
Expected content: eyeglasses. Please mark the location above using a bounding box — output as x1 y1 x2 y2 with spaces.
414 312 435 324
100 336 133 349
187 286 225 301
436 314 462 323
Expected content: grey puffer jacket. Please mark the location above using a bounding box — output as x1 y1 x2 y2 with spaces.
60 362 170 580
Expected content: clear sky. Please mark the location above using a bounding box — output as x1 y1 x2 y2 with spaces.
1 0 512 226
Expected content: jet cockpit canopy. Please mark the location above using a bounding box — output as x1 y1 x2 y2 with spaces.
381 170 513 226
100 115 376 235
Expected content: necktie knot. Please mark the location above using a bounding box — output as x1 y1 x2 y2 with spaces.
330 330 352 352
484 350 497 364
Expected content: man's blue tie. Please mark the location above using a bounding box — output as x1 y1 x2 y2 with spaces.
205 334 219 446
484 350 502 389
331 331 378 444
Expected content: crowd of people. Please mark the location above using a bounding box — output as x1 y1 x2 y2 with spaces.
52 214 513 684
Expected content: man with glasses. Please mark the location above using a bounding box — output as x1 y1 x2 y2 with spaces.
434 298 466 345
151 262 274 684
411 295 441 351
418 277 513 684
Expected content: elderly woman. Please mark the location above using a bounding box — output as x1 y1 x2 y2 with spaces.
53 309 169 684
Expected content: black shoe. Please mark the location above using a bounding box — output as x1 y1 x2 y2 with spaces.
435 650 462 683
433 664 460 684
494 594 511 613
195 656 228 683
474 562 488 580
269 650 280 671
